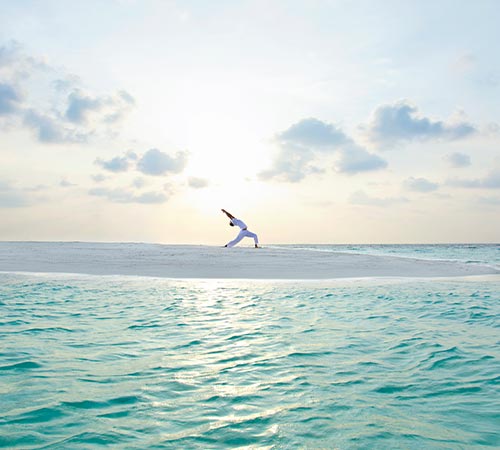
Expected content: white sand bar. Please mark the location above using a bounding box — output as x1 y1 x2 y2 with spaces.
0 242 498 279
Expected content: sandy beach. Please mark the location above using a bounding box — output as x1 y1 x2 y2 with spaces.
0 241 497 279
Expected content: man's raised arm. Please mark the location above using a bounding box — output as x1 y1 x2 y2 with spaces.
221 209 235 219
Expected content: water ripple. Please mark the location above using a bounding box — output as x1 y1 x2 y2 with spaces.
0 273 499 448
0 361 42 371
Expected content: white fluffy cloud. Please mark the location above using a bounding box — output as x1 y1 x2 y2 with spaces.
0 82 22 115
91 174 107 183
0 180 37 208
403 177 439 192
188 177 209 189
447 169 500 189
365 100 476 147
93 148 188 182
278 117 348 149
137 148 188 176
445 152 471 168
132 177 148 188
335 144 387 174
260 118 387 182
259 141 320 183
0 40 135 144
59 178 76 188
0 40 48 81
95 151 138 173
23 109 87 143
65 91 101 124
65 89 135 125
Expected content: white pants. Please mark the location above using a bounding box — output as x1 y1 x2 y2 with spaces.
226 229 259 247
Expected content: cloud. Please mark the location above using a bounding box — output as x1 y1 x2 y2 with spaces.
445 152 471 168
0 40 135 143
118 90 135 105
88 187 169 204
65 90 102 124
277 117 348 148
0 180 33 208
135 191 169 204
52 74 81 93
137 148 188 176
365 100 476 146
102 91 136 124
0 40 47 80
188 177 209 189
132 177 147 188
94 149 188 178
59 178 76 187
91 174 107 183
64 89 135 125
452 53 477 73
94 151 137 173
485 123 500 135
94 156 130 173
260 118 347 182
403 177 439 192
478 73 500 88
447 169 500 189
258 143 320 183
260 118 387 182
0 191 31 207
65 89 135 125
335 145 387 174
0 82 22 115
0 41 20 68
349 190 409 207
23 109 87 143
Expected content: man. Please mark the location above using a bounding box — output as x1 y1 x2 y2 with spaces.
221 209 259 248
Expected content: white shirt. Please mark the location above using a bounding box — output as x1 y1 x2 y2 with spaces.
231 218 247 229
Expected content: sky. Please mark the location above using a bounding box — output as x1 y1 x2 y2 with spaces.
0 0 499 244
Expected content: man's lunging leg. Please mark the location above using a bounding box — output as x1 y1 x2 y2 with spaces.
245 231 259 247
226 230 246 247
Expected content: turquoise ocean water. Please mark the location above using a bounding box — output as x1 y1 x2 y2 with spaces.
1 244 499 449
272 243 500 271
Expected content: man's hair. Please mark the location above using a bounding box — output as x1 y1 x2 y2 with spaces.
229 222 234 226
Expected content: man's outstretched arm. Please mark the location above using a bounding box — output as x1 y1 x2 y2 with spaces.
221 209 235 219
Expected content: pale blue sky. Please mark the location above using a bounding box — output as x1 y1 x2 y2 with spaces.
0 0 499 243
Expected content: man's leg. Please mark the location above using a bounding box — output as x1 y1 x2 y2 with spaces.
244 230 259 246
226 230 246 247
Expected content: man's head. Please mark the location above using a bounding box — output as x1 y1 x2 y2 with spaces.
229 221 234 227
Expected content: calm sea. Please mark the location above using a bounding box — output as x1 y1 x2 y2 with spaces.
1 244 499 449
272 243 500 271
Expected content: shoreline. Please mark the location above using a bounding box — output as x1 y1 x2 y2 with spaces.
2 270 500 285
0 242 498 280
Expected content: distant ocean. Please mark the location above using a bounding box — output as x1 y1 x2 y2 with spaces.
1 244 499 448
272 243 500 271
